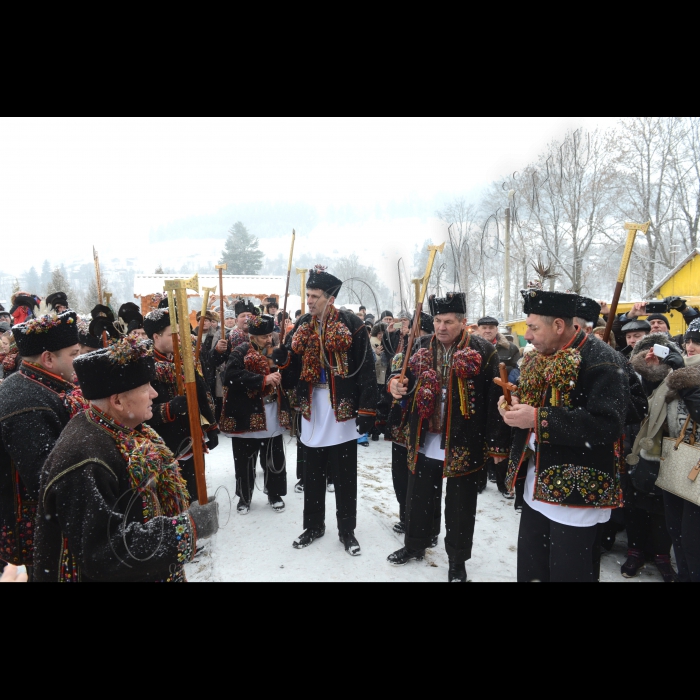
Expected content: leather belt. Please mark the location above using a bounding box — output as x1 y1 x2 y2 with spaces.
263 395 277 405
314 383 329 390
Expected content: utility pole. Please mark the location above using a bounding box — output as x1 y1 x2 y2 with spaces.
504 190 515 322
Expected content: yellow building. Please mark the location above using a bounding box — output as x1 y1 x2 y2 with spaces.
506 249 700 346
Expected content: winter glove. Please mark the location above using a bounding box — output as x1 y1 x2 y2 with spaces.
168 396 189 419
189 498 219 540
272 346 290 367
206 430 219 451
357 415 376 435
664 349 685 371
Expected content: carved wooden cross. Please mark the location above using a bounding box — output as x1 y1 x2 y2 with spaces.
493 363 517 411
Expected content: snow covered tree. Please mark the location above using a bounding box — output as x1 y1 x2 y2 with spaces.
23 267 41 295
220 222 263 275
40 260 52 295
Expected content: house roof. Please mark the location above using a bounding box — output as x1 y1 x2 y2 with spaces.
646 249 700 298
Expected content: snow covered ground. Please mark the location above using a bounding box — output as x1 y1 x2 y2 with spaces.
187 436 664 583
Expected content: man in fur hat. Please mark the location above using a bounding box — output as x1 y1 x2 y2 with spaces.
33 337 219 583
143 308 219 498
9 292 41 326
118 303 147 340
275 266 378 557
386 293 510 582
46 292 69 314
0 311 87 577
501 291 630 583
222 315 290 515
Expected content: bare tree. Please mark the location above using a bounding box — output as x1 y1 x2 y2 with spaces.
673 116 700 253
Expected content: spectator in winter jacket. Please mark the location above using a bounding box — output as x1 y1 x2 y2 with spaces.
477 317 521 371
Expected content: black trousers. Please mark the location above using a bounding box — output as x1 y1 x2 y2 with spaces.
664 491 700 583
392 444 409 525
232 436 288 504
303 439 357 535
518 502 598 583
625 506 672 558
405 454 477 563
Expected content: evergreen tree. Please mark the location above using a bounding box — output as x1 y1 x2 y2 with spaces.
40 260 52 295
220 222 264 275
155 265 165 274
46 268 76 309
24 267 41 293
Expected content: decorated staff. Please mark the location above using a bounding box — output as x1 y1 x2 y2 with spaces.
398 243 446 386
215 263 227 333
164 275 211 506
93 247 109 349
196 286 217 362
297 267 309 315
281 230 296 343
603 222 651 344
166 289 185 396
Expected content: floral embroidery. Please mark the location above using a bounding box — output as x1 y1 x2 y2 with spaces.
415 370 440 420
250 413 267 432
108 336 153 365
535 465 619 507
336 398 356 422
445 446 473 478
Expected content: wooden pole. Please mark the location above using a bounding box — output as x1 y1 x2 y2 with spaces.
280 230 296 343
297 268 308 316
398 244 446 384
167 289 185 396
93 247 109 348
166 276 208 505
603 222 651 344
196 287 217 362
215 264 227 336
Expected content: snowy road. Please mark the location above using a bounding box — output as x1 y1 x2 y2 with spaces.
187 436 664 583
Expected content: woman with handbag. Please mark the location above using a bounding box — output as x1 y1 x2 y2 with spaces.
660 320 700 582
625 334 685 581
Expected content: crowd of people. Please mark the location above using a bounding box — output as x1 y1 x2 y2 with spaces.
1 272 699 583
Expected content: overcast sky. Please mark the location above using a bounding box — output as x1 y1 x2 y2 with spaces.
0 117 621 276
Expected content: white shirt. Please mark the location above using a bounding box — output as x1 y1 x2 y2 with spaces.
525 430 611 528
229 403 283 440
301 387 358 449
419 385 447 463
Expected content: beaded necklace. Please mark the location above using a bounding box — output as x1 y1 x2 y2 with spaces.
87 406 190 520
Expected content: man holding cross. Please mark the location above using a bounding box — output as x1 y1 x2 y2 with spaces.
501 290 628 583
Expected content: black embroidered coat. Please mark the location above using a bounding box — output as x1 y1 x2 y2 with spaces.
281 309 378 424
395 331 510 478
34 413 195 583
505 330 629 509
147 349 217 459
0 366 76 567
221 342 291 434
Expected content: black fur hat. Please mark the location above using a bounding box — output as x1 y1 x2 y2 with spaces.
77 318 102 350
74 337 156 400
143 308 171 339
234 300 260 317
118 303 144 334
521 290 578 319
12 311 79 357
89 305 120 341
413 311 434 334
575 297 602 325
46 292 69 312
248 314 276 336
307 265 343 297
429 293 467 317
